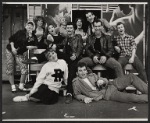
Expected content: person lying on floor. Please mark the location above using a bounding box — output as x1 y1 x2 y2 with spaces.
13 48 68 105
73 62 148 104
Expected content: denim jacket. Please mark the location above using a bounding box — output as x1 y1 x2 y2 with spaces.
85 34 114 59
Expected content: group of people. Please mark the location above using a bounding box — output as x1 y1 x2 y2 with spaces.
6 7 148 105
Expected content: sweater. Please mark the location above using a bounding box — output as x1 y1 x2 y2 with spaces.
30 59 68 94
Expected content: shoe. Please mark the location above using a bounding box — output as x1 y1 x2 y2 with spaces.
65 93 73 104
18 83 29 92
13 95 28 102
11 85 17 93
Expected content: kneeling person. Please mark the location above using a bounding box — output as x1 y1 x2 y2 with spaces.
73 62 148 104
13 48 68 105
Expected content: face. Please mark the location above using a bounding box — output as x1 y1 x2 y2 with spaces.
77 66 88 79
93 22 102 35
45 50 58 62
48 25 56 35
66 25 74 35
86 12 95 23
117 24 125 35
26 24 34 32
76 19 82 29
37 19 43 27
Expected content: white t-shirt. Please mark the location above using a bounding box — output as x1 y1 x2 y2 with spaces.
30 59 68 94
83 78 97 91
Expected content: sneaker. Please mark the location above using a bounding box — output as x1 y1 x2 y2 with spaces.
18 83 28 92
11 85 17 93
13 95 28 102
65 93 73 104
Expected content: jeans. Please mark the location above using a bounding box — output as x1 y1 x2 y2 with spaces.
79 57 124 78
118 55 148 83
105 74 148 103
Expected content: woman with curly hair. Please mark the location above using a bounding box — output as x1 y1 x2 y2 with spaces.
33 16 47 49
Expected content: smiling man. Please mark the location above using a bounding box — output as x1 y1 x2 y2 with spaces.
73 62 148 104
62 22 83 104
114 22 148 83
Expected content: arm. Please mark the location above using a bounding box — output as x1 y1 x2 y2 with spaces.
63 60 68 85
74 35 83 58
29 64 46 95
73 81 90 102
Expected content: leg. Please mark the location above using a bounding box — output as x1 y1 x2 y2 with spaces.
30 84 59 104
5 49 16 92
110 90 148 103
112 74 148 94
118 56 129 68
105 57 124 77
132 56 148 83
16 55 28 89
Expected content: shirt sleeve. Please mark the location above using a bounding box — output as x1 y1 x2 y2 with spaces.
130 36 137 50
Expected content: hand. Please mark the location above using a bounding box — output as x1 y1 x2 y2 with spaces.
12 47 17 55
93 56 99 64
129 57 134 63
25 93 31 100
99 56 107 64
97 80 105 87
47 34 54 42
114 46 120 53
70 53 76 61
84 97 93 104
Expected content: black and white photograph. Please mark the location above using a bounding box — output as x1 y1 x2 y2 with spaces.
2 2 149 121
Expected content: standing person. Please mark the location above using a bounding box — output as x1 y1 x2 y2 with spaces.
85 11 111 36
6 22 37 92
79 19 124 78
13 48 68 105
62 22 83 104
73 62 148 104
114 22 148 83
33 16 47 49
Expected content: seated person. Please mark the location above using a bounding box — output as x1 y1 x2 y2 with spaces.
73 62 148 104
13 48 68 105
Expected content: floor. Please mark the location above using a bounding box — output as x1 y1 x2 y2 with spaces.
2 83 148 121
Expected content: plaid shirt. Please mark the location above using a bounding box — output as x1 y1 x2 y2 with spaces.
116 33 137 57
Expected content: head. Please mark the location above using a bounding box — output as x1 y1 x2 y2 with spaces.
76 62 88 79
60 21 67 29
85 11 95 23
116 22 125 35
48 24 57 35
93 19 103 35
25 21 34 32
34 16 45 28
66 22 75 36
45 48 58 62
75 18 83 29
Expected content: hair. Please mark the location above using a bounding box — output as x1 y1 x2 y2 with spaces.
27 21 34 26
34 16 45 28
116 22 125 28
66 22 75 29
77 62 87 70
93 18 102 25
85 11 94 15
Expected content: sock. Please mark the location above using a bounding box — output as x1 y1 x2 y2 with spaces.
19 83 24 89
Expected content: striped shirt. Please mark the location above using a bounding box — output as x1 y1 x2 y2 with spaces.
116 34 137 56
